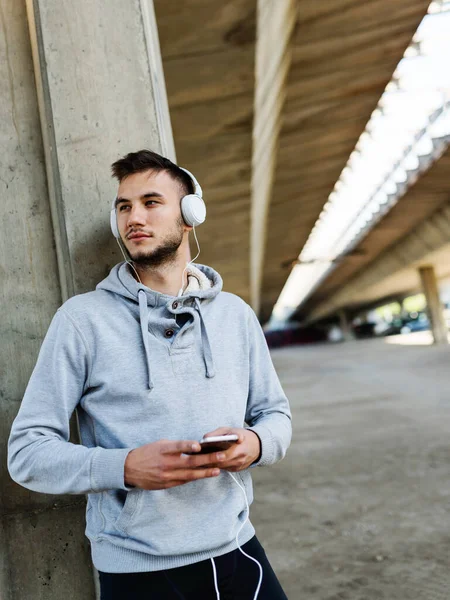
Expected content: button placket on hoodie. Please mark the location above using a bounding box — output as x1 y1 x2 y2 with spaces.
159 316 179 345
145 296 181 346
165 302 196 354
125 266 219 391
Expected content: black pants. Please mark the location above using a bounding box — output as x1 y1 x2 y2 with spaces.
99 536 288 599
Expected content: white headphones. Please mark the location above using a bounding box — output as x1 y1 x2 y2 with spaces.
110 166 206 239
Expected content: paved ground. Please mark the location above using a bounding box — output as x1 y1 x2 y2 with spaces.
251 335 450 600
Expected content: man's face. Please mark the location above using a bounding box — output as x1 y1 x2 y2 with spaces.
115 169 187 268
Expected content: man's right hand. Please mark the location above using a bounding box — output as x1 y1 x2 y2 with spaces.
124 440 224 490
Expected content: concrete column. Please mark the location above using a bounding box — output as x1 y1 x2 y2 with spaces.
338 309 355 341
26 0 176 298
399 298 406 318
418 265 448 345
2 1 175 598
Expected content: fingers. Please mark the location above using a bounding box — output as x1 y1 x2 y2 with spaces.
182 451 227 469
161 467 221 488
162 440 201 455
201 444 249 471
188 467 221 480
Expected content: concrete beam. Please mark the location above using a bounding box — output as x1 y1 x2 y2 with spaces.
309 201 450 320
250 0 296 315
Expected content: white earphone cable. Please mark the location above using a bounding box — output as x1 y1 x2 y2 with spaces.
228 472 263 600
210 472 263 600
210 557 220 600
178 225 201 297
115 238 142 284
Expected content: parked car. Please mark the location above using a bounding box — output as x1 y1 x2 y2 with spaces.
374 317 404 336
352 322 377 338
264 324 327 348
400 312 430 334
375 312 431 337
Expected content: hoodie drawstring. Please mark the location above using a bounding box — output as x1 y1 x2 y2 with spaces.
194 297 216 379
137 290 215 391
138 290 154 391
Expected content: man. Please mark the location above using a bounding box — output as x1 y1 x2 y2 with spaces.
8 149 292 599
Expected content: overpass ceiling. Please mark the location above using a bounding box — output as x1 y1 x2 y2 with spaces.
260 0 430 322
299 145 450 318
154 0 256 303
155 0 432 317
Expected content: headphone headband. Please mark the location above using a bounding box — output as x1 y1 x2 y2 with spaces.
179 167 203 198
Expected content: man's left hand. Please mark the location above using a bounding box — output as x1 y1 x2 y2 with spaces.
202 427 261 472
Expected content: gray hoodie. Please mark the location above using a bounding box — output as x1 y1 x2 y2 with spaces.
8 262 292 573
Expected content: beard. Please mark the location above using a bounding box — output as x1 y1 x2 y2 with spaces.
127 216 185 268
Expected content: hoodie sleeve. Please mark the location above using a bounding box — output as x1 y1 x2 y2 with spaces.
244 305 292 467
7 308 133 495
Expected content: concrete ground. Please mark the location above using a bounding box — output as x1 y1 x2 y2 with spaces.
251 335 450 600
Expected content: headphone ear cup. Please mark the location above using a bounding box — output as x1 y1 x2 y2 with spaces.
181 194 206 227
110 207 120 238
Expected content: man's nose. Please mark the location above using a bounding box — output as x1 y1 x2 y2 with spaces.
127 204 146 228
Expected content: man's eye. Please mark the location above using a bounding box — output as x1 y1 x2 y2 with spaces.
118 205 130 212
146 200 157 206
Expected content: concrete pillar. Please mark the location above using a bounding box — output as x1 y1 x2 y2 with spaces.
2 1 174 598
26 0 176 298
338 309 355 341
418 265 448 345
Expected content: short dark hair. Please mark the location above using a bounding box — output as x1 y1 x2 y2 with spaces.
111 149 194 196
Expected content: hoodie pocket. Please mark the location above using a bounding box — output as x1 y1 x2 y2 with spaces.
114 488 142 534
110 476 248 556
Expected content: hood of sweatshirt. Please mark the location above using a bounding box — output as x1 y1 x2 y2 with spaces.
96 262 223 392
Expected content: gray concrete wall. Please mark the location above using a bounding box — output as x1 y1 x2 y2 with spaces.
0 1 92 598
1 0 174 597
